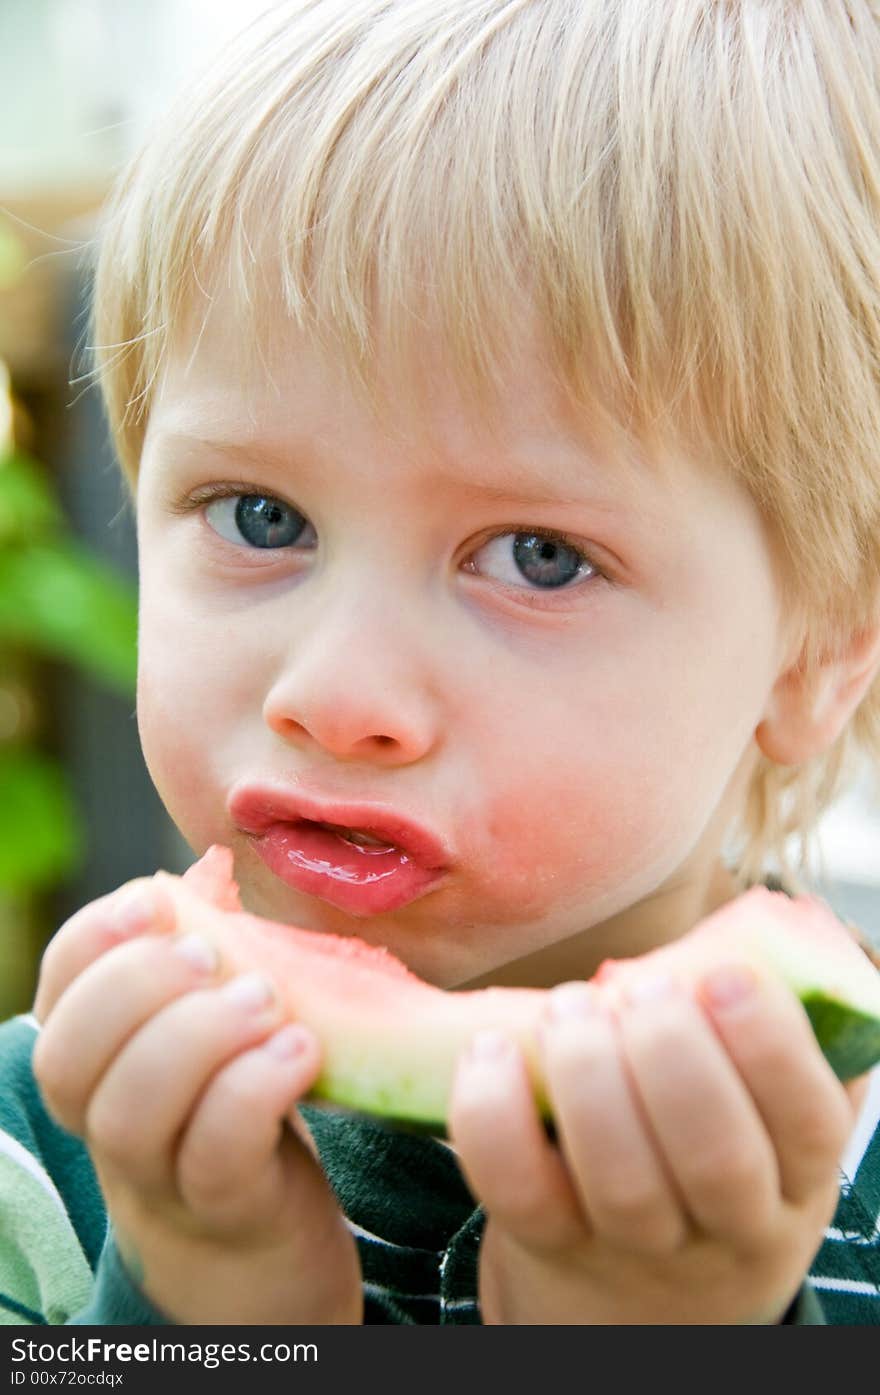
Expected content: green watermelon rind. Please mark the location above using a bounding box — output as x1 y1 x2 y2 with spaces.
801 991 880 1082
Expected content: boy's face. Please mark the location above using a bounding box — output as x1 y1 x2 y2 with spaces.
136 291 791 989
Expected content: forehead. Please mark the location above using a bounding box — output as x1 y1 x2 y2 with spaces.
147 281 699 507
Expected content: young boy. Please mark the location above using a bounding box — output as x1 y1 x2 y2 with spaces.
2 0 880 1325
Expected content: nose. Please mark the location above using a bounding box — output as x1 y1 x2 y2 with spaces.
262 592 442 765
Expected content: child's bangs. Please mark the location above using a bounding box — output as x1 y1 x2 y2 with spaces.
92 0 715 475
99 0 647 455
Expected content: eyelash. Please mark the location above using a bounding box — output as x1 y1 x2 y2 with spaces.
171 482 609 598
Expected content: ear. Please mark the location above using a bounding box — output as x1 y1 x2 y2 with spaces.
756 622 880 766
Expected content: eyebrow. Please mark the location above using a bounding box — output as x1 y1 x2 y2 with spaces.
153 430 633 512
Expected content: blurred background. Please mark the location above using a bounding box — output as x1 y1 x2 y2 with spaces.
0 0 878 1019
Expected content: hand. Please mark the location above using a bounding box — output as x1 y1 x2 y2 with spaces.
449 963 862 1324
33 880 362 1325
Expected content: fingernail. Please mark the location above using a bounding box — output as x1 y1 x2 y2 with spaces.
172 932 217 974
468 1028 514 1063
222 972 275 1011
263 1024 311 1060
116 888 156 935
548 981 597 1022
625 972 678 1006
701 964 757 1012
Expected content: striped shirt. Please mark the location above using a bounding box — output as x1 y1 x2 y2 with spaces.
1 1013 878 1325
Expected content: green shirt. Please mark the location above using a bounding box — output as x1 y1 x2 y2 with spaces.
1 1014 878 1325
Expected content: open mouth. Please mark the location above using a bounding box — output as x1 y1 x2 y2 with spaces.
312 821 398 851
227 784 452 912
247 818 446 915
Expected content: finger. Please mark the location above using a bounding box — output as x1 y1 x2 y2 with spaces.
540 982 688 1254
698 963 854 1204
175 1024 323 1231
449 1029 583 1251
85 971 285 1194
616 971 780 1248
34 879 176 1022
844 1074 869 1117
33 931 218 1133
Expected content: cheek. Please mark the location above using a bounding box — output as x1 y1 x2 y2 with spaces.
457 724 680 925
454 645 765 927
135 589 253 843
136 639 207 836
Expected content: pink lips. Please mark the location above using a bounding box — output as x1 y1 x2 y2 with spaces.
227 783 451 916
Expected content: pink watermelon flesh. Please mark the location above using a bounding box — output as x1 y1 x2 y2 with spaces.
146 845 880 1134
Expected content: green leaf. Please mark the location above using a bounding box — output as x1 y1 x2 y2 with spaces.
0 748 82 895
0 540 137 694
0 219 26 292
0 448 64 543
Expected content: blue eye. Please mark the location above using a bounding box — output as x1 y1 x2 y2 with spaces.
204 494 317 550
472 531 597 590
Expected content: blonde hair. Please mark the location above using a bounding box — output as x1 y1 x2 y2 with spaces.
88 0 880 888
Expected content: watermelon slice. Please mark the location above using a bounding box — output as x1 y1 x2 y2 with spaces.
147 845 880 1135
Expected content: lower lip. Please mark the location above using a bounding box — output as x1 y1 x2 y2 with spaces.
250 822 446 916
